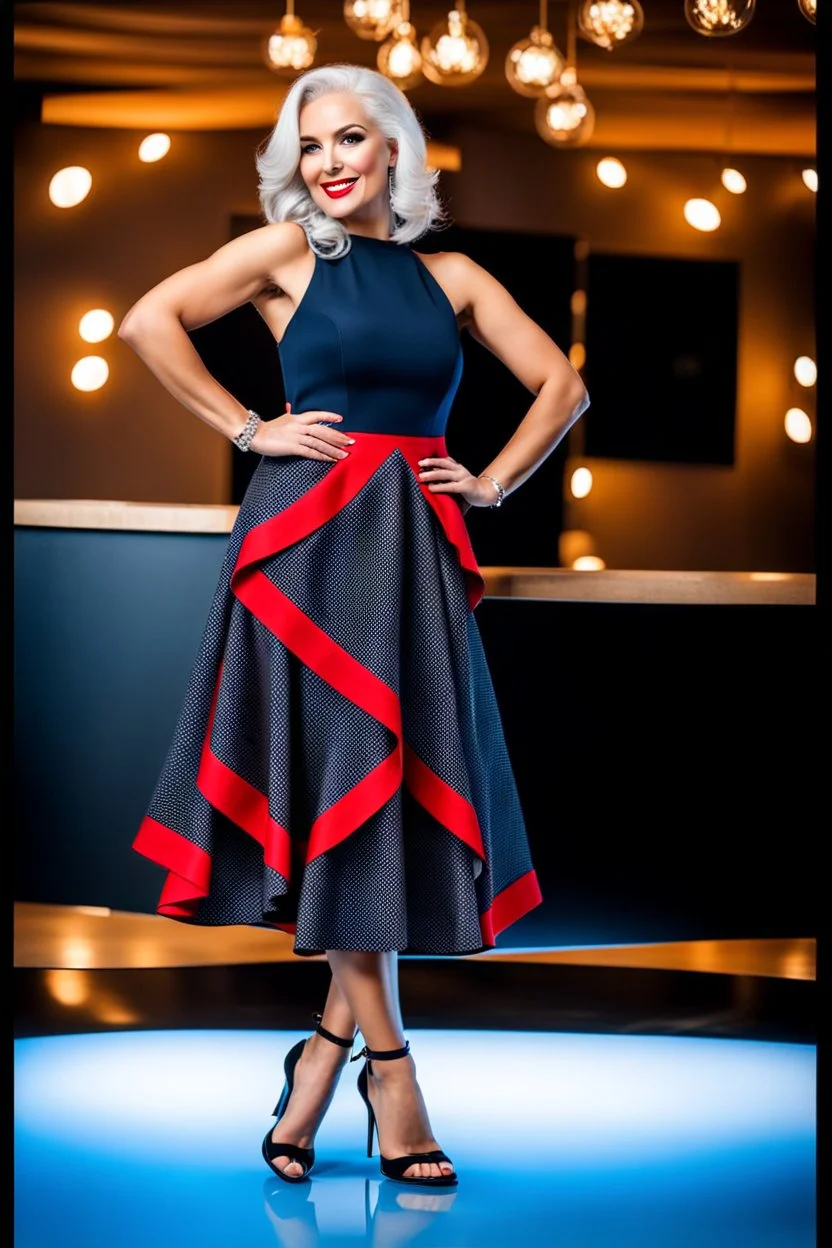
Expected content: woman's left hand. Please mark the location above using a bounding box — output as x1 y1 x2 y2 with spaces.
417 456 499 510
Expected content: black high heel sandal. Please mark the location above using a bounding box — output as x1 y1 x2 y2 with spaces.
262 1011 355 1183
353 1040 458 1187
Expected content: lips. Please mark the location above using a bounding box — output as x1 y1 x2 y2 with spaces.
320 177 359 199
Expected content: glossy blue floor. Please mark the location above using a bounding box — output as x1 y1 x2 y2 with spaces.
14 1026 815 1248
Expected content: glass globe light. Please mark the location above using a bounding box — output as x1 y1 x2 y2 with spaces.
505 26 565 97
263 8 317 72
797 0 815 23
421 6 489 87
534 72 595 147
577 1 644 51
378 21 424 90
343 0 401 42
683 0 756 37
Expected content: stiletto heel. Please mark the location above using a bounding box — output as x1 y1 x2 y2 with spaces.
262 1010 355 1183
353 1041 458 1187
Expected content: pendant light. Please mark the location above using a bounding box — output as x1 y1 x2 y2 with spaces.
421 3 489 87
534 5 595 147
378 1 424 90
683 0 756 37
263 1 317 71
506 1 565 98
343 1 401 42
577 0 644 51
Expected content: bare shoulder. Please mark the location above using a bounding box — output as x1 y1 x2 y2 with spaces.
228 220 309 271
413 248 498 321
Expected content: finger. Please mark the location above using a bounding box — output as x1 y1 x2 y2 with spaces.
296 446 342 462
301 410 344 424
313 426 355 447
418 457 456 467
302 435 349 459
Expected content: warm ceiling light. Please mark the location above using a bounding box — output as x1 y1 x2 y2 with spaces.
71 356 109 392
573 555 606 570
263 1 317 72
377 2 424 90
570 466 593 499
571 289 587 316
577 0 644 50
48 166 92 208
721 167 746 194
78 309 115 343
421 3 489 87
683 198 721 231
44 969 89 1007
797 0 815 24
569 342 586 370
801 168 817 192
596 156 627 187
794 356 816 387
344 0 400 40
535 70 595 147
505 1 564 97
684 0 756 36
138 133 171 163
784 407 812 444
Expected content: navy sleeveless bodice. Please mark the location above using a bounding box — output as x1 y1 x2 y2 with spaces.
277 234 463 437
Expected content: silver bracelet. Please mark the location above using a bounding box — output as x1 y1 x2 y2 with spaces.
232 409 261 452
479 473 506 508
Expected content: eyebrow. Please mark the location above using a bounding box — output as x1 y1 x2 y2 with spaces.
299 123 368 143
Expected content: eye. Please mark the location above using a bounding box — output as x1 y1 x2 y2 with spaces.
300 142 320 156
341 132 364 145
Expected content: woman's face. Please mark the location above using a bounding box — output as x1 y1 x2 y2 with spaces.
298 92 397 227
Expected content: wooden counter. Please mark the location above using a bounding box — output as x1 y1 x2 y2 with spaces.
14 499 816 606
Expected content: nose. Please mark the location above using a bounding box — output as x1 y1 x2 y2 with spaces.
322 147 342 176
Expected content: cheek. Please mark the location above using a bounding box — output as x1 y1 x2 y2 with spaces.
348 144 386 176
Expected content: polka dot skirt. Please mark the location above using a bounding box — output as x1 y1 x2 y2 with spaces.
137 448 536 955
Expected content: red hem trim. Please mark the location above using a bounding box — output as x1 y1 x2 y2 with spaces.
479 870 543 947
133 815 211 919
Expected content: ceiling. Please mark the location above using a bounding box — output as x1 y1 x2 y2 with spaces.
14 1 817 156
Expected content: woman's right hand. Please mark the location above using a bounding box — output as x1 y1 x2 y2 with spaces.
250 403 354 461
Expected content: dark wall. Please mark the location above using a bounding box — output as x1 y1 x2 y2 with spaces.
14 525 817 944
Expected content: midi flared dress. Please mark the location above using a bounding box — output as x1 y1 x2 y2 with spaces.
133 232 542 956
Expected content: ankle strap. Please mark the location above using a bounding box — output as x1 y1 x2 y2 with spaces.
312 1011 356 1049
350 1039 411 1063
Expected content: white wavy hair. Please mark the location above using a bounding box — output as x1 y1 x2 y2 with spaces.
255 63 447 257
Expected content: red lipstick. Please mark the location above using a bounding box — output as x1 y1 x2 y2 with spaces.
320 177 359 199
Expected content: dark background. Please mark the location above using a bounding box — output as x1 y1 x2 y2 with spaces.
583 252 739 466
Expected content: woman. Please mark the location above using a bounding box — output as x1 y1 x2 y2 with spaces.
119 62 589 1189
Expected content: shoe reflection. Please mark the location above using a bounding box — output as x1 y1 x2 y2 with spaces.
263 1175 458 1247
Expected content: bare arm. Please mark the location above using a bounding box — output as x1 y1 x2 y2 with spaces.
118 221 352 460
418 252 589 508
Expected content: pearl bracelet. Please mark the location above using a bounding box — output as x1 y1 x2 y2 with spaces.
479 473 506 508
232 409 261 453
